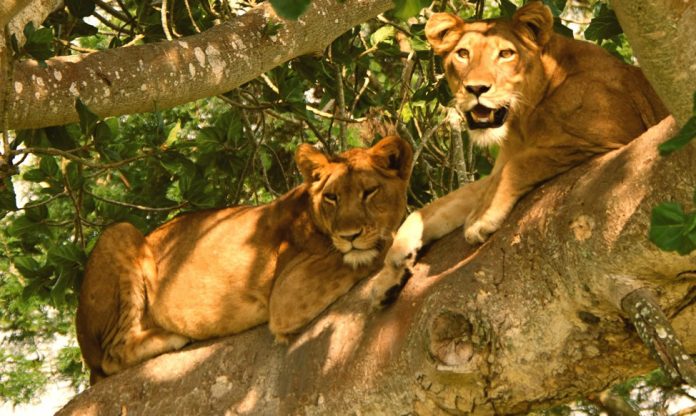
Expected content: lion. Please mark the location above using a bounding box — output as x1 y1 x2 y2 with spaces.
369 1 668 306
76 135 413 384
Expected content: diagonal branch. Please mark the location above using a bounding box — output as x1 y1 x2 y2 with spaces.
7 0 393 131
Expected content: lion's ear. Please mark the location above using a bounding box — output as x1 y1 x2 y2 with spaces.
425 13 465 56
295 144 329 183
512 1 553 46
368 136 414 181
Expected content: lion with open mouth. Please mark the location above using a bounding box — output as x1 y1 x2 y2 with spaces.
370 1 669 306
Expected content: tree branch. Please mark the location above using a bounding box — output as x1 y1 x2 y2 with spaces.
611 0 696 125
7 0 393 131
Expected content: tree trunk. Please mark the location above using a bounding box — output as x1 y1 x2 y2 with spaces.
56 116 696 415
5 0 392 131
611 0 696 125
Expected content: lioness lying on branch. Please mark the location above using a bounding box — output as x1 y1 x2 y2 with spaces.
77 136 413 384
370 1 669 305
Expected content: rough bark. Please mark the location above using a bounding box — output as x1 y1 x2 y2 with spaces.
57 116 696 415
611 0 696 125
0 0 34 27
5 0 392 131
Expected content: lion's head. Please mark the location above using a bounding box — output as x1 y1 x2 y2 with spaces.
425 2 553 147
295 136 413 268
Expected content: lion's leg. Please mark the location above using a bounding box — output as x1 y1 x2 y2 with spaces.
83 223 189 377
102 327 189 375
370 177 491 307
269 254 361 342
464 149 578 243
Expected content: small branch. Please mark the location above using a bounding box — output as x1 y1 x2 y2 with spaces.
115 0 134 21
334 64 347 151
84 188 188 212
306 104 366 123
93 0 131 24
161 0 173 41
20 191 68 210
14 147 156 169
622 288 696 385
92 11 134 36
350 75 370 115
184 0 202 33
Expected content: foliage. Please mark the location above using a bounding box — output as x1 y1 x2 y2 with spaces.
0 0 689 411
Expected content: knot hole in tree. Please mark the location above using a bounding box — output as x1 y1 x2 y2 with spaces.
428 309 492 371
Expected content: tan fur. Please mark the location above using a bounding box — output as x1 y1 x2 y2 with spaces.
370 2 668 305
76 136 413 384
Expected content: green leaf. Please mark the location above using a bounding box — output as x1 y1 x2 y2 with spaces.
649 202 696 255
72 20 99 37
658 116 696 156
47 243 84 266
393 0 428 20
94 121 112 144
269 0 312 20
51 268 76 306
65 162 83 189
8 216 39 237
23 168 46 183
25 204 48 222
584 4 623 43
24 26 54 60
45 126 77 150
553 18 574 38
65 0 95 18
75 99 100 136
0 178 18 212
542 0 565 16
371 26 395 46
39 156 60 179
164 120 181 148
14 256 43 279
499 0 517 18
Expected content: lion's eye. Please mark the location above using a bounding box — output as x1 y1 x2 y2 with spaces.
363 187 378 201
456 48 469 60
323 193 337 204
499 49 515 59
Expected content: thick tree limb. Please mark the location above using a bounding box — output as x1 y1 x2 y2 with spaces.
611 0 696 125
57 117 695 415
0 0 34 27
6 0 392 131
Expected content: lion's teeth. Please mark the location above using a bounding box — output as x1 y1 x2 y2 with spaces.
488 110 495 121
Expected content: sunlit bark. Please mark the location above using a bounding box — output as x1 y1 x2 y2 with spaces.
5 0 392 131
611 0 696 125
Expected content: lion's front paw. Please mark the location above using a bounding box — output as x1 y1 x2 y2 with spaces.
369 250 416 310
464 219 498 244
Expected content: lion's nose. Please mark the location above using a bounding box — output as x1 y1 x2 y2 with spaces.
339 229 363 241
465 84 491 97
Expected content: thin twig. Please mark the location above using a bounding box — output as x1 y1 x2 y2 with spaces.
184 0 202 33
350 75 371 115
92 11 134 36
85 188 188 212
161 0 173 41
306 105 366 123
15 147 156 169
115 0 134 21
19 191 68 210
93 0 132 23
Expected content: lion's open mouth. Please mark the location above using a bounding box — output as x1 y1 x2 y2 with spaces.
465 104 509 130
